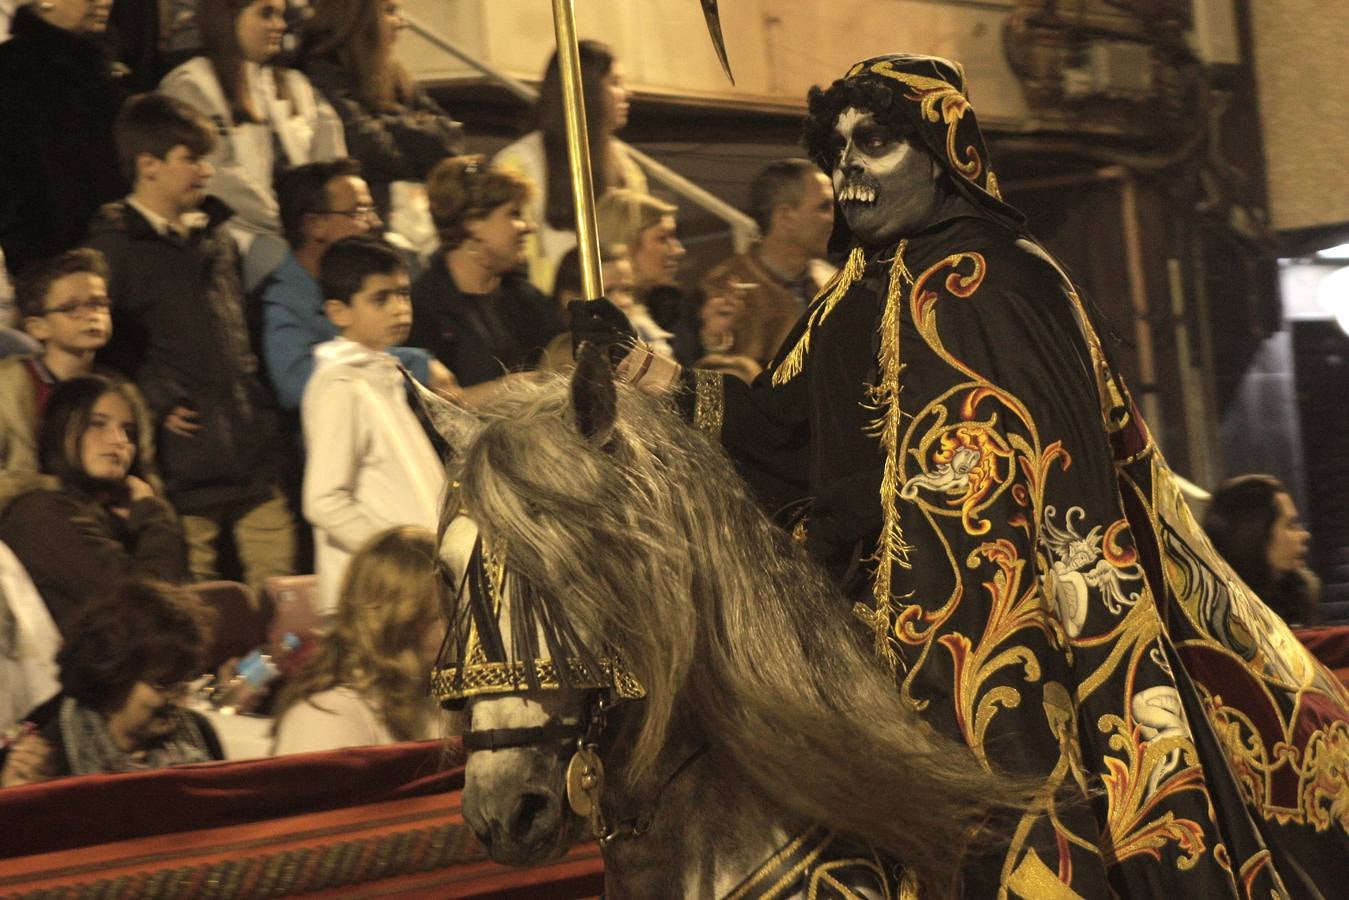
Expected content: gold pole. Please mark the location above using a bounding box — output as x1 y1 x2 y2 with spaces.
549 0 604 300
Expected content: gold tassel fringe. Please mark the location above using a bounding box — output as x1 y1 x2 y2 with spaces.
771 246 867 386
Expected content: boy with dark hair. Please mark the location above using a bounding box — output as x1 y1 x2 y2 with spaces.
302 235 443 616
0 249 154 479
110 91 217 188
261 158 443 411
87 92 296 594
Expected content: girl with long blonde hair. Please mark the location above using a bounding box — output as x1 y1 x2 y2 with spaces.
272 526 445 753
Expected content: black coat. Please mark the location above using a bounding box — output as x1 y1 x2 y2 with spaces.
409 256 565 387
0 6 126 275
298 45 463 215
87 200 281 511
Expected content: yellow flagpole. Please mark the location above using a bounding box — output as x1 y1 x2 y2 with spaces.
549 0 604 300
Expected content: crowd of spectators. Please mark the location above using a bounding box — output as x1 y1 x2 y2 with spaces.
0 0 970 782
0 0 1336 793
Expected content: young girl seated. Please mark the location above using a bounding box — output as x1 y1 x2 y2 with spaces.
0 374 185 634
272 526 445 754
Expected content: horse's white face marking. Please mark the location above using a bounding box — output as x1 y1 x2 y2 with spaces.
440 513 590 865
439 514 479 588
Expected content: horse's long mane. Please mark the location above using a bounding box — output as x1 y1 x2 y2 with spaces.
444 377 1032 890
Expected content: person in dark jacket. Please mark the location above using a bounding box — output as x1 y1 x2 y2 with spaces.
0 581 223 786
0 0 126 277
0 375 185 634
298 0 463 255
86 92 296 595
408 156 563 401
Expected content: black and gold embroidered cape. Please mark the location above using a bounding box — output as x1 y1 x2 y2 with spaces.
674 54 1349 898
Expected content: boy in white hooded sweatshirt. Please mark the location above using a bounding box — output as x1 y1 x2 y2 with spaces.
302 236 444 617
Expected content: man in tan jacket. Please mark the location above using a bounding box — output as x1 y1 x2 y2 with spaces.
700 159 837 369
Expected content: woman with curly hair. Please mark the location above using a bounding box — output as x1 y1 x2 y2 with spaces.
0 581 222 786
406 155 563 397
272 526 445 753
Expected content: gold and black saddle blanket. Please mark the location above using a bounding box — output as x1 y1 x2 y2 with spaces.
724 827 916 900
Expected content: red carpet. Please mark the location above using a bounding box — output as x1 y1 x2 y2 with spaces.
0 741 603 898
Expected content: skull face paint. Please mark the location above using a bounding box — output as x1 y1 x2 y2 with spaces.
831 106 940 246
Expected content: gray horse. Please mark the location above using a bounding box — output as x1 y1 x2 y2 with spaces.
421 349 1033 897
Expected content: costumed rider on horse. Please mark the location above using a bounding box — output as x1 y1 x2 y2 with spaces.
572 52 1349 897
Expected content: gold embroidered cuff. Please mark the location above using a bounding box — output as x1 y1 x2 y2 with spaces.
692 369 725 437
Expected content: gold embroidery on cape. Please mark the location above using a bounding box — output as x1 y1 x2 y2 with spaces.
723 827 831 899
772 245 868 386
1203 690 1349 832
859 60 983 184
1096 711 1207 868
1005 847 1084 900
692 369 725 437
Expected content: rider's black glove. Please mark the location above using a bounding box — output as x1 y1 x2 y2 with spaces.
568 298 637 366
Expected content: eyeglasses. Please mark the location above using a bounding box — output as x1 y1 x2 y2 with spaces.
144 677 193 698
325 204 380 222
43 298 112 318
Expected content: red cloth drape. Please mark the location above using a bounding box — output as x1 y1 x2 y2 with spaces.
0 739 461 859
1296 624 1349 685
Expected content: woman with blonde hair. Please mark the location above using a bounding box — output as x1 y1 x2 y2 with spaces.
596 189 748 374
299 0 463 256
160 0 346 280
272 526 444 753
407 155 563 396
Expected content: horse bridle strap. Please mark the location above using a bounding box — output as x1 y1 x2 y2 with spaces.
461 723 585 752
598 740 710 846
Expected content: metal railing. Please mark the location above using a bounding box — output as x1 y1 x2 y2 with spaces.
403 12 758 253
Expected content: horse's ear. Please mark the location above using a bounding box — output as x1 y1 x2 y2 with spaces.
570 342 617 445
400 364 478 455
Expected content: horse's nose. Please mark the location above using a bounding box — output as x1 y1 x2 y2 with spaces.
463 785 561 858
507 790 556 845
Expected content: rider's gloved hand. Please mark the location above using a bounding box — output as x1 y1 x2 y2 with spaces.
568 297 637 366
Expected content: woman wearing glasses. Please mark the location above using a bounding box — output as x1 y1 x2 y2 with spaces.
0 375 185 635
160 0 346 283
0 581 222 787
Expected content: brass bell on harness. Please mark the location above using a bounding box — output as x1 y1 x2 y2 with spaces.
565 748 604 817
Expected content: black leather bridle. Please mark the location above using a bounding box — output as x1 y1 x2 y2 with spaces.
460 692 709 846
460 688 609 756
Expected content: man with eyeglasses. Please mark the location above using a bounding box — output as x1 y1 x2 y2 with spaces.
0 248 150 483
261 157 450 413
